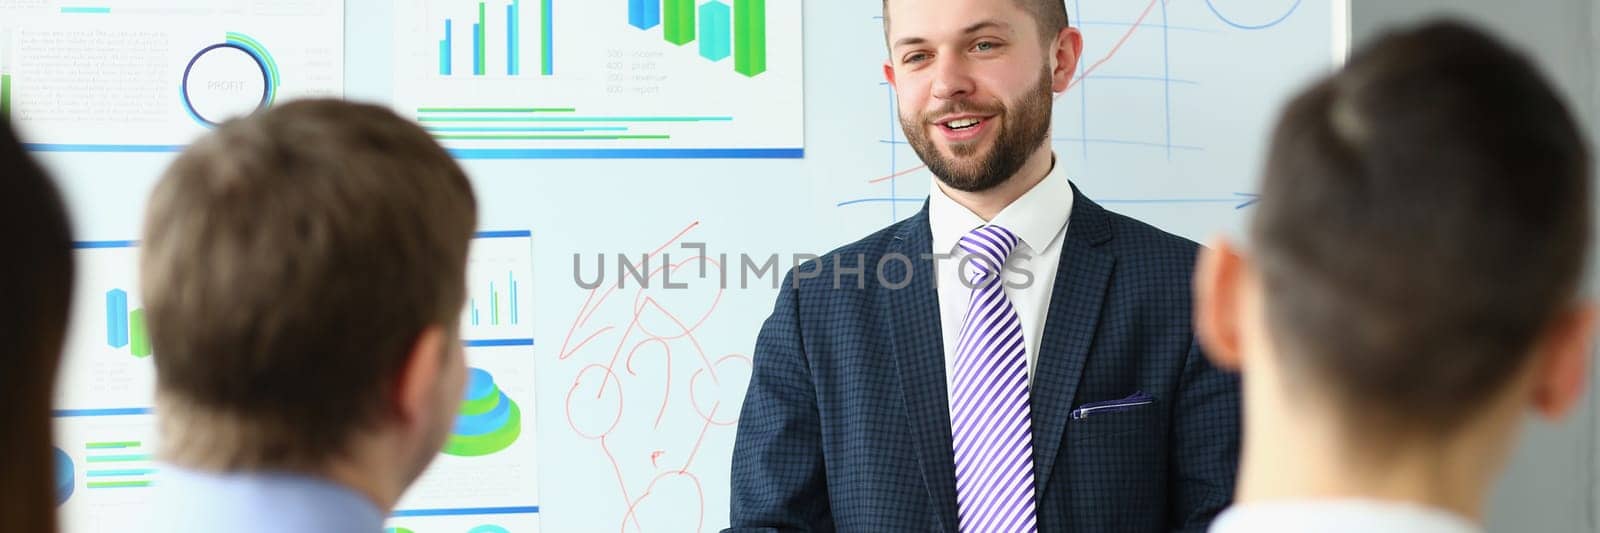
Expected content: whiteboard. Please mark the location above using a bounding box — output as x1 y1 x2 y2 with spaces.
15 0 1347 531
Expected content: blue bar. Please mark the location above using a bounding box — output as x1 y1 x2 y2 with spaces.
700 1 731 61
60 6 111 13
462 338 535 347
74 240 139 249
107 289 129 348
26 144 185 153
442 20 453 75
86 469 156 477
472 22 481 75
53 408 155 418
391 506 540 518
474 230 533 238
628 0 659 29
510 273 518 325
507 2 517 75
448 147 804 159
541 0 553 75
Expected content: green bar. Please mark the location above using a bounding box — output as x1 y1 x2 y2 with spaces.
664 0 696 45
734 0 766 77
87 454 152 463
434 134 672 140
491 289 499 325
60 6 111 13
477 3 487 75
2 74 11 118
85 441 140 449
417 107 576 113
87 480 152 489
418 116 730 123
129 309 151 358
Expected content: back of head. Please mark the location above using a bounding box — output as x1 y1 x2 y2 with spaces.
142 99 477 470
1252 20 1591 437
0 119 75 533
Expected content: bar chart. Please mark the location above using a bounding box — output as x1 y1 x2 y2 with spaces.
394 0 802 158
469 272 522 327
58 242 157 413
461 231 535 342
103 289 151 358
435 0 553 77
626 0 764 77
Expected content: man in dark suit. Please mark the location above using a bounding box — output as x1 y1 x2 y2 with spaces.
727 1 1241 531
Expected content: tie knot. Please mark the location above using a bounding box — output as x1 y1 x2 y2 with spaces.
958 225 1020 276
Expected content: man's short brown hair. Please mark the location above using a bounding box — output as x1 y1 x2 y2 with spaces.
142 99 477 469
1252 21 1590 436
882 0 1069 43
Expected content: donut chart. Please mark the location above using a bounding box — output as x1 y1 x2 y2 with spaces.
180 32 280 127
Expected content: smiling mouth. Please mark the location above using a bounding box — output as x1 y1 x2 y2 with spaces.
944 117 983 131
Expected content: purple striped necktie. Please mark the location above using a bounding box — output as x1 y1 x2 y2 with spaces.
950 225 1036 533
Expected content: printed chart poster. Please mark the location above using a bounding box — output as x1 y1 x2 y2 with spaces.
52 233 538 533
393 0 803 158
391 231 542 531
0 0 343 151
55 414 160 533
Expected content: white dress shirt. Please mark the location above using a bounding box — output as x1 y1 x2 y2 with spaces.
1209 500 1482 533
928 157 1074 403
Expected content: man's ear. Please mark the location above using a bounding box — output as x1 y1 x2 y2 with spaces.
884 60 898 88
1051 26 1084 93
1531 303 1597 420
1194 238 1249 371
393 325 449 425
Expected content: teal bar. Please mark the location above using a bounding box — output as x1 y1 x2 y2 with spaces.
86 454 152 463
427 126 628 132
60 6 111 13
700 1 731 61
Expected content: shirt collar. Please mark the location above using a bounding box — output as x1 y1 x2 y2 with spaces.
154 464 386 532
929 154 1074 256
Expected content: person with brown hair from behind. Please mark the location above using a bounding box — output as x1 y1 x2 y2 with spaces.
141 99 478 532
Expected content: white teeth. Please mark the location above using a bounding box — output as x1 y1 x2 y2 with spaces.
946 118 981 129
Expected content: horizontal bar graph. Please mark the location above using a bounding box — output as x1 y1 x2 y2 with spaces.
82 439 156 490
437 0 553 77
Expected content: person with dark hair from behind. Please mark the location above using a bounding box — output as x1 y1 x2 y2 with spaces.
1194 20 1593 533
0 119 76 533
142 99 478 532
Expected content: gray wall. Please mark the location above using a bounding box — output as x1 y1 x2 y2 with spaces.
1349 1 1599 531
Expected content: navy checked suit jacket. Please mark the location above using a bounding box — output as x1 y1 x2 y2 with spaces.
727 187 1241 532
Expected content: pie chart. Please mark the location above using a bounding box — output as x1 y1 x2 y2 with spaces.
444 367 522 457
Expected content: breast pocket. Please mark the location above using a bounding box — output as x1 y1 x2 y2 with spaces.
1066 391 1160 442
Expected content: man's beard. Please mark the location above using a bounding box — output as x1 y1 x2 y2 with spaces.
901 68 1054 193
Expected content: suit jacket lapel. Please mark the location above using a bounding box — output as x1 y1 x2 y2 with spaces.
1031 186 1116 496
886 205 961 532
